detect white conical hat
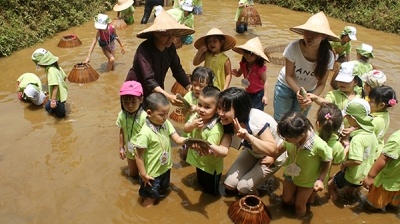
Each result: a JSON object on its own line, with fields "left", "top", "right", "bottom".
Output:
{"left": 233, "top": 37, "right": 269, "bottom": 62}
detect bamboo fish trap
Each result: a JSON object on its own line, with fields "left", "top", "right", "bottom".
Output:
{"left": 243, "top": 6, "right": 262, "bottom": 27}
{"left": 111, "top": 18, "right": 128, "bottom": 30}
{"left": 68, "top": 63, "right": 100, "bottom": 83}
{"left": 264, "top": 44, "right": 287, "bottom": 66}
{"left": 169, "top": 79, "right": 189, "bottom": 123}
{"left": 57, "top": 34, "right": 82, "bottom": 48}
{"left": 228, "top": 195, "right": 271, "bottom": 224}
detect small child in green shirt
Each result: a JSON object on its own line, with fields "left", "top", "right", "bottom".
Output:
{"left": 330, "top": 26, "right": 357, "bottom": 63}
{"left": 183, "top": 86, "right": 226, "bottom": 196}
{"left": 134, "top": 93, "right": 187, "bottom": 207}
{"left": 113, "top": 0, "right": 135, "bottom": 24}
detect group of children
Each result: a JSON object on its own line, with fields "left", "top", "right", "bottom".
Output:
{"left": 16, "top": 3, "right": 400, "bottom": 221}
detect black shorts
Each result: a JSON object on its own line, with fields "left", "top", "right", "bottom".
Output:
{"left": 139, "top": 169, "right": 171, "bottom": 199}
{"left": 196, "top": 168, "right": 221, "bottom": 196}
{"left": 333, "top": 170, "right": 362, "bottom": 189}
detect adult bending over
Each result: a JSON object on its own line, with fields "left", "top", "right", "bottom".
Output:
{"left": 273, "top": 11, "right": 338, "bottom": 121}
{"left": 126, "top": 11, "right": 194, "bottom": 105}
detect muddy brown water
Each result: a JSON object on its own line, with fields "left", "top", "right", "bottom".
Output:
{"left": 1, "top": 1, "right": 400, "bottom": 223}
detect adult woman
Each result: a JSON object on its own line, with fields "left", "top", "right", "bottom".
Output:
{"left": 273, "top": 11, "right": 339, "bottom": 121}
{"left": 126, "top": 11, "right": 194, "bottom": 105}
{"left": 217, "top": 87, "right": 286, "bottom": 196}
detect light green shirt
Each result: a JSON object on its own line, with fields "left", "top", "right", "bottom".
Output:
{"left": 330, "top": 41, "right": 351, "bottom": 57}
{"left": 186, "top": 116, "right": 224, "bottom": 175}
{"left": 284, "top": 132, "right": 332, "bottom": 188}
{"left": 204, "top": 52, "right": 229, "bottom": 91}
{"left": 371, "top": 111, "right": 390, "bottom": 159}
{"left": 120, "top": 6, "right": 134, "bottom": 24}
{"left": 345, "top": 128, "right": 378, "bottom": 185}
{"left": 46, "top": 66, "right": 68, "bottom": 102}
{"left": 17, "top": 73, "right": 43, "bottom": 100}
{"left": 374, "top": 130, "right": 400, "bottom": 191}
{"left": 134, "top": 119, "right": 176, "bottom": 178}
{"left": 351, "top": 60, "right": 373, "bottom": 76}
{"left": 116, "top": 108, "right": 146, "bottom": 159}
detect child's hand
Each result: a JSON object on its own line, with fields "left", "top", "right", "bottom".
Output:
{"left": 198, "top": 45, "right": 207, "bottom": 54}
{"left": 262, "top": 96, "right": 268, "bottom": 105}
{"left": 231, "top": 69, "right": 239, "bottom": 76}
{"left": 193, "top": 117, "right": 204, "bottom": 129}
{"left": 190, "top": 104, "right": 197, "bottom": 112}
{"left": 362, "top": 175, "right": 374, "bottom": 190}
{"left": 140, "top": 174, "right": 154, "bottom": 187}
{"left": 341, "top": 126, "right": 356, "bottom": 137}
{"left": 121, "top": 46, "right": 125, "bottom": 55}
{"left": 83, "top": 57, "right": 90, "bottom": 64}
{"left": 119, "top": 147, "right": 126, "bottom": 160}
{"left": 233, "top": 117, "right": 248, "bottom": 139}
{"left": 313, "top": 179, "right": 324, "bottom": 192}
{"left": 17, "top": 91, "right": 23, "bottom": 100}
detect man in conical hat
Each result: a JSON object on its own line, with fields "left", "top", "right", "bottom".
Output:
{"left": 126, "top": 11, "right": 194, "bottom": 106}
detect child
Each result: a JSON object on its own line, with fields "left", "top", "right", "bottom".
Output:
{"left": 166, "top": 0, "right": 195, "bottom": 45}
{"left": 192, "top": 0, "right": 202, "bottom": 15}
{"left": 16, "top": 73, "right": 47, "bottom": 106}
{"left": 179, "top": 66, "right": 214, "bottom": 160}
{"left": 232, "top": 37, "right": 270, "bottom": 111}
{"left": 184, "top": 86, "right": 226, "bottom": 196}
{"left": 276, "top": 111, "right": 332, "bottom": 217}
{"left": 234, "top": 0, "right": 254, "bottom": 33}
{"left": 330, "top": 26, "right": 357, "bottom": 63}
{"left": 352, "top": 43, "right": 374, "bottom": 76}
{"left": 31, "top": 48, "right": 68, "bottom": 118}
{"left": 360, "top": 69, "right": 387, "bottom": 100}
{"left": 309, "top": 62, "right": 363, "bottom": 110}
{"left": 113, "top": 0, "right": 135, "bottom": 24}
{"left": 116, "top": 81, "right": 146, "bottom": 178}
{"left": 328, "top": 98, "right": 378, "bottom": 202}
{"left": 368, "top": 86, "right": 397, "bottom": 159}
{"left": 134, "top": 92, "right": 187, "bottom": 207}
{"left": 193, "top": 28, "right": 236, "bottom": 91}
{"left": 84, "top": 14, "right": 125, "bottom": 72}
{"left": 362, "top": 130, "right": 400, "bottom": 212}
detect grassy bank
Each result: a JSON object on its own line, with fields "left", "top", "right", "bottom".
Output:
{"left": 260, "top": 0, "right": 400, "bottom": 34}
{"left": 1, "top": 0, "right": 398, "bottom": 57}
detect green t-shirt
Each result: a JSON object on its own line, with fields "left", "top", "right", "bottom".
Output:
{"left": 116, "top": 108, "right": 146, "bottom": 159}
{"left": 46, "top": 66, "right": 68, "bottom": 102}
{"left": 374, "top": 130, "right": 400, "bottom": 191}
{"left": 345, "top": 128, "right": 378, "bottom": 185}
{"left": 186, "top": 116, "right": 224, "bottom": 175}
{"left": 351, "top": 60, "right": 373, "bottom": 76}
{"left": 134, "top": 119, "right": 176, "bottom": 178}
{"left": 17, "top": 73, "right": 43, "bottom": 100}
{"left": 327, "top": 134, "right": 346, "bottom": 165}
{"left": 120, "top": 6, "right": 134, "bottom": 24}
{"left": 330, "top": 41, "right": 351, "bottom": 57}
{"left": 283, "top": 132, "right": 333, "bottom": 188}
{"left": 371, "top": 111, "right": 390, "bottom": 159}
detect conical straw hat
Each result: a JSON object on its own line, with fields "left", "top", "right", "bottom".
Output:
{"left": 194, "top": 28, "right": 236, "bottom": 52}
{"left": 113, "top": 0, "right": 134, "bottom": 11}
{"left": 289, "top": 11, "right": 340, "bottom": 42}
{"left": 136, "top": 11, "right": 195, "bottom": 39}
{"left": 233, "top": 37, "right": 269, "bottom": 62}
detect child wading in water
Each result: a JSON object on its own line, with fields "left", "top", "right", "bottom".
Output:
{"left": 116, "top": 81, "right": 146, "bottom": 178}
{"left": 113, "top": 0, "right": 135, "bottom": 25}
{"left": 134, "top": 93, "right": 187, "bottom": 207}
{"left": 84, "top": 14, "right": 125, "bottom": 71}
{"left": 193, "top": 28, "right": 236, "bottom": 91}
{"left": 31, "top": 48, "right": 68, "bottom": 118}
{"left": 330, "top": 26, "right": 357, "bottom": 63}
{"left": 276, "top": 111, "right": 332, "bottom": 217}
{"left": 232, "top": 37, "right": 270, "bottom": 111}
{"left": 184, "top": 86, "right": 227, "bottom": 196}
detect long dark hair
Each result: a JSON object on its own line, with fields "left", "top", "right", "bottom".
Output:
{"left": 314, "top": 39, "right": 332, "bottom": 80}
{"left": 218, "top": 87, "right": 251, "bottom": 123}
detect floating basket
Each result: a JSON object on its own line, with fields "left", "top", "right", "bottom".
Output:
{"left": 169, "top": 79, "right": 189, "bottom": 123}
{"left": 244, "top": 6, "right": 262, "bottom": 27}
{"left": 264, "top": 44, "right": 287, "bottom": 65}
{"left": 111, "top": 18, "right": 127, "bottom": 30}
{"left": 57, "top": 34, "right": 82, "bottom": 48}
{"left": 68, "top": 63, "right": 100, "bottom": 83}
{"left": 173, "top": 37, "right": 183, "bottom": 49}
{"left": 228, "top": 195, "right": 271, "bottom": 224}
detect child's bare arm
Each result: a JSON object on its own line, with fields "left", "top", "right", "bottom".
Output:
{"left": 260, "top": 70, "right": 268, "bottom": 105}
{"left": 193, "top": 46, "right": 207, "bottom": 65}
{"left": 170, "top": 132, "right": 187, "bottom": 145}
{"left": 223, "top": 59, "right": 232, "bottom": 90}
{"left": 114, "top": 30, "right": 125, "bottom": 54}
{"left": 119, "top": 128, "right": 126, "bottom": 159}
{"left": 314, "top": 160, "right": 331, "bottom": 191}
{"left": 363, "top": 154, "right": 391, "bottom": 189}
{"left": 308, "top": 93, "right": 328, "bottom": 106}
{"left": 84, "top": 32, "right": 100, "bottom": 63}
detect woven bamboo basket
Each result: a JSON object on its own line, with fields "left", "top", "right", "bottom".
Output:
{"left": 264, "top": 44, "right": 287, "bottom": 66}
{"left": 169, "top": 79, "right": 189, "bottom": 123}
{"left": 57, "top": 34, "right": 82, "bottom": 48}
{"left": 228, "top": 195, "right": 271, "bottom": 224}
{"left": 244, "top": 6, "right": 262, "bottom": 27}
{"left": 173, "top": 37, "right": 183, "bottom": 49}
{"left": 111, "top": 18, "right": 127, "bottom": 30}
{"left": 68, "top": 63, "right": 100, "bottom": 83}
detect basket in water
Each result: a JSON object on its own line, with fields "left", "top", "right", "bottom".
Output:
{"left": 57, "top": 34, "right": 82, "bottom": 48}
{"left": 228, "top": 195, "right": 271, "bottom": 224}
{"left": 68, "top": 63, "right": 100, "bottom": 83}
{"left": 111, "top": 18, "right": 127, "bottom": 30}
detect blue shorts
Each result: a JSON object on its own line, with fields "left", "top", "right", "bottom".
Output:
{"left": 139, "top": 169, "right": 171, "bottom": 199}
{"left": 332, "top": 170, "right": 361, "bottom": 189}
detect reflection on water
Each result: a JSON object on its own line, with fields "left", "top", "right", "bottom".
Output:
{"left": 1, "top": 1, "right": 400, "bottom": 223}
